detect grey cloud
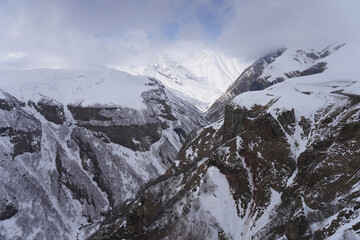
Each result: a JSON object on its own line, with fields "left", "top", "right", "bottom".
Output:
{"left": 0, "top": 0, "right": 359, "bottom": 68}
{"left": 218, "top": 0, "right": 360, "bottom": 60}
{"left": 0, "top": 0, "right": 223, "bottom": 68}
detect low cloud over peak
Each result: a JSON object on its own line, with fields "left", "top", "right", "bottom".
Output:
{"left": 0, "top": 0, "right": 358, "bottom": 69}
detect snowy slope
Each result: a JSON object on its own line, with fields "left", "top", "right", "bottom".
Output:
{"left": 233, "top": 41, "right": 360, "bottom": 111}
{"left": 0, "top": 69, "right": 157, "bottom": 109}
{"left": 183, "top": 50, "right": 245, "bottom": 93}
{"left": 122, "top": 51, "right": 246, "bottom": 110}
{"left": 259, "top": 43, "right": 344, "bottom": 83}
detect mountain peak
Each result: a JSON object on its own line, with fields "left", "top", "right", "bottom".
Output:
{"left": 183, "top": 50, "right": 247, "bottom": 93}
{"left": 185, "top": 50, "right": 225, "bottom": 64}
{"left": 120, "top": 50, "right": 247, "bottom": 111}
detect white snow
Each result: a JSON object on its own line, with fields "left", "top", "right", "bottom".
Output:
{"left": 248, "top": 188, "right": 282, "bottom": 237}
{"left": 0, "top": 69, "right": 157, "bottom": 109}
{"left": 324, "top": 208, "right": 360, "bottom": 240}
{"left": 198, "top": 166, "right": 283, "bottom": 240}
{"left": 183, "top": 50, "right": 247, "bottom": 93}
{"left": 199, "top": 166, "right": 243, "bottom": 239}
{"left": 174, "top": 160, "right": 180, "bottom": 167}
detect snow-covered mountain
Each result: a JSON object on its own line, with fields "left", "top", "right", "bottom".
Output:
{"left": 1, "top": 41, "right": 360, "bottom": 240}
{"left": 207, "top": 43, "right": 346, "bottom": 121}
{"left": 0, "top": 69, "right": 207, "bottom": 239}
{"left": 93, "top": 41, "right": 360, "bottom": 240}
{"left": 123, "top": 51, "right": 246, "bottom": 110}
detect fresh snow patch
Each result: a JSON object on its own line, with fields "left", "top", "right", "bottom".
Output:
{"left": 199, "top": 166, "right": 243, "bottom": 239}
{"left": 174, "top": 160, "right": 180, "bottom": 167}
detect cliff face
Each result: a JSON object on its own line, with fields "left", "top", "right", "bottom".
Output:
{"left": 0, "top": 73, "right": 207, "bottom": 240}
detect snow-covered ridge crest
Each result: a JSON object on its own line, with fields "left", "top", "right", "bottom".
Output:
{"left": 206, "top": 42, "right": 348, "bottom": 122}
{"left": 232, "top": 41, "right": 360, "bottom": 113}
{"left": 0, "top": 69, "right": 159, "bottom": 110}
{"left": 259, "top": 43, "right": 346, "bottom": 83}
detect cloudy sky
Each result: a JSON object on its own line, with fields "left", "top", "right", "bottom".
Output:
{"left": 0, "top": 0, "right": 359, "bottom": 69}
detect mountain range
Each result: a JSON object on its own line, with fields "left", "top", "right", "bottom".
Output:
{"left": 1, "top": 41, "right": 360, "bottom": 240}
